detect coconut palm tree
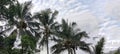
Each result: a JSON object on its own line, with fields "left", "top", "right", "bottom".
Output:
{"left": 51, "top": 19, "right": 90, "bottom": 54}
{"left": 2, "top": 0, "right": 40, "bottom": 37}
{"left": 33, "top": 9, "right": 59, "bottom": 54}
{"left": 0, "top": 1, "right": 40, "bottom": 54}
{"left": 90, "top": 37, "right": 105, "bottom": 54}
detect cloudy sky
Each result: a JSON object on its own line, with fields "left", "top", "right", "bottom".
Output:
{"left": 18, "top": 0, "right": 120, "bottom": 54}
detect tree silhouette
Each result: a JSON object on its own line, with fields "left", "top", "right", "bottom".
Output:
{"left": 51, "top": 19, "right": 90, "bottom": 54}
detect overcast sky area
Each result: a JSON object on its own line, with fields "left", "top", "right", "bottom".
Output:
{"left": 1, "top": 0, "right": 120, "bottom": 54}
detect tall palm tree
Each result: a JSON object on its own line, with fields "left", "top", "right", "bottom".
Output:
{"left": 33, "top": 9, "right": 59, "bottom": 54}
{"left": 3, "top": 0, "right": 40, "bottom": 37}
{"left": 51, "top": 19, "right": 90, "bottom": 54}
{"left": 90, "top": 37, "right": 105, "bottom": 54}
{"left": 0, "top": 0, "right": 40, "bottom": 53}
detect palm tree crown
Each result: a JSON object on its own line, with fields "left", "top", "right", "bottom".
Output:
{"left": 90, "top": 37, "right": 105, "bottom": 54}
{"left": 51, "top": 19, "right": 90, "bottom": 54}
{"left": 0, "top": 1, "right": 40, "bottom": 54}
{"left": 33, "top": 9, "right": 59, "bottom": 54}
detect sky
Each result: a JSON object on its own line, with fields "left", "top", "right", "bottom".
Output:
{"left": 5, "top": 0, "right": 120, "bottom": 54}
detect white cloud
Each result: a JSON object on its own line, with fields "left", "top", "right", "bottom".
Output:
{"left": 18, "top": 0, "right": 30, "bottom": 3}
{"left": 90, "top": 0, "right": 120, "bottom": 52}
{"left": 17, "top": 0, "right": 120, "bottom": 53}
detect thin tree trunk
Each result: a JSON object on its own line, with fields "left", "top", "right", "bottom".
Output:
{"left": 73, "top": 49, "right": 76, "bottom": 54}
{"left": 70, "top": 49, "right": 73, "bottom": 54}
{"left": 19, "top": 29, "right": 24, "bottom": 54}
{"left": 47, "top": 38, "right": 49, "bottom": 54}
{"left": 45, "top": 26, "right": 49, "bottom": 54}
{"left": 68, "top": 49, "right": 70, "bottom": 54}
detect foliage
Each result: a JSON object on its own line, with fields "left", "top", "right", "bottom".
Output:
{"left": 90, "top": 37, "right": 105, "bottom": 54}
{"left": 21, "top": 34, "right": 37, "bottom": 54}
{"left": 51, "top": 19, "right": 90, "bottom": 54}
{"left": 0, "top": 0, "right": 40, "bottom": 54}
{"left": 0, "top": 32, "right": 19, "bottom": 54}
{"left": 0, "top": 0, "right": 111, "bottom": 54}
{"left": 33, "top": 9, "right": 59, "bottom": 54}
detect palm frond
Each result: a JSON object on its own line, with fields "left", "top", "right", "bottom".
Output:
{"left": 79, "top": 41, "right": 91, "bottom": 52}
{"left": 39, "top": 36, "right": 47, "bottom": 47}
{"left": 0, "top": 26, "right": 15, "bottom": 37}
{"left": 51, "top": 19, "right": 90, "bottom": 54}
{"left": 95, "top": 37, "right": 105, "bottom": 54}
{"left": 74, "top": 31, "right": 89, "bottom": 40}
{"left": 51, "top": 43, "right": 66, "bottom": 54}
{"left": 28, "top": 22, "right": 40, "bottom": 28}
{"left": 22, "top": 1, "right": 32, "bottom": 18}
{"left": 40, "top": 9, "right": 51, "bottom": 25}
{"left": 48, "top": 10, "right": 58, "bottom": 25}
{"left": 79, "top": 46, "right": 91, "bottom": 53}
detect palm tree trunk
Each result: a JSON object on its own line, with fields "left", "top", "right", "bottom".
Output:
{"left": 46, "top": 31, "right": 49, "bottom": 54}
{"left": 68, "top": 49, "right": 70, "bottom": 54}
{"left": 47, "top": 38, "right": 49, "bottom": 54}
{"left": 70, "top": 49, "right": 73, "bottom": 54}
{"left": 73, "top": 49, "right": 76, "bottom": 54}
{"left": 68, "top": 48, "right": 73, "bottom": 54}
{"left": 19, "top": 29, "right": 24, "bottom": 54}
